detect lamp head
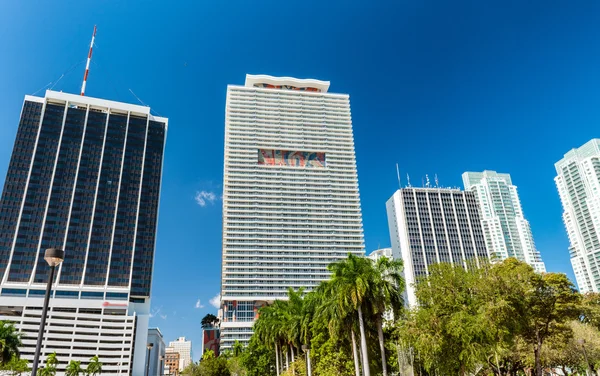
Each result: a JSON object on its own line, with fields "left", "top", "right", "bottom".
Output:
{"left": 147, "top": 343, "right": 154, "bottom": 350}
{"left": 44, "top": 248, "right": 65, "bottom": 267}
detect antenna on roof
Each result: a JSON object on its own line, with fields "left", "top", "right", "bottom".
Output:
{"left": 396, "top": 164, "right": 401, "bottom": 189}
{"left": 426, "top": 174, "right": 430, "bottom": 188}
{"left": 435, "top": 174, "right": 439, "bottom": 187}
{"left": 407, "top": 174, "right": 411, "bottom": 187}
{"left": 80, "top": 25, "right": 97, "bottom": 96}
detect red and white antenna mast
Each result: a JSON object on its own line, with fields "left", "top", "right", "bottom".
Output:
{"left": 80, "top": 25, "right": 97, "bottom": 96}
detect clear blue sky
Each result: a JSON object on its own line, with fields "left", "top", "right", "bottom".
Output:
{"left": 1, "top": 0, "right": 599, "bottom": 361}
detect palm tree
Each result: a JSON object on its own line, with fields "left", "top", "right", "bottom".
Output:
{"left": 0, "top": 321, "right": 21, "bottom": 365}
{"left": 370, "top": 256, "right": 405, "bottom": 376}
{"left": 327, "top": 254, "right": 374, "bottom": 376}
{"left": 201, "top": 313, "right": 220, "bottom": 329}
{"left": 38, "top": 352, "right": 58, "bottom": 376}
{"left": 85, "top": 355, "right": 102, "bottom": 376}
{"left": 65, "top": 360, "right": 83, "bottom": 376}
{"left": 316, "top": 281, "right": 361, "bottom": 376}
{"left": 254, "top": 302, "right": 287, "bottom": 375}
{"left": 232, "top": 340, "right": 244, "bottom": 357}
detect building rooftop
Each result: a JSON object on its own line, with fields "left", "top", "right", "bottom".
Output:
{"left": 555, "top": 139, "right": 600, "bottom": 171}
{"left": 244, "top": 74, "right": 331, "bottom": 93}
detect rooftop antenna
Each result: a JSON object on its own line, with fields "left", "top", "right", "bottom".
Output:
{"left": 80, "top": 25, "right": 97, "bottom": 96}
{"left": 435, "top": 174, "right": 439, "bottom": 187}
{"left": 406, "top": 174, "right": 411, "bottom": 187}
{"left": 426, "top": 174, "right": 430, "bottom": 188}
{"left": 396, "top": 164, "right": 401, "bottom": 189}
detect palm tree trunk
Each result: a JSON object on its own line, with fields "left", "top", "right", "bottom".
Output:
{"left": 357, "top": 305, "right": 371, "bottom": 376}
{"left": 286, "top": 348, "right": 290, "bottom": 370}
{"left": 376, "top": 315, "right": 388, "bottom": 376}
{"left": 275, "top": 341, "right": 280, "bottom": 376}
{"left": 351, "top": 329, "right": 361, "bottom": 376}
{"left": 291, "top": 344, "right": 295, "bottom": 363}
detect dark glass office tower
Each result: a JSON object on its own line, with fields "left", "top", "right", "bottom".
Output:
{"left": 0, "top": 90, "right": 167, "bottom": 375}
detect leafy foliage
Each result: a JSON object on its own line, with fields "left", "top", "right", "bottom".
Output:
{"left": 0, "top": 321, "right": 21, "bottom": 365}
{"left": 85, "top": 355, "right": 102, "bottom": 376}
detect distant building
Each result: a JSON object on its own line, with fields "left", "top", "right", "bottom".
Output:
{"left": 368, "top": 248, "right": 393, "bottom": 262}
{"left": 168, "top": 337, "right": 192, "bottom": 371}
{"left": 555, "top": 139, "right": 600, "bottom": 292}
{"left": 148, "top": 328, "right": 166, "bottom": 376}
{"left": 220, "top": 74, "right": 365, "bottom": 350}
{"left": 386, "top": 188, "right": 489, "bottom": 306}
{"left": 0, "top": 90, "right": 167, "bottom": 375}
{"left": 462, "top": 170, "right": 546, "bottom": 273}
{"left": 164, "top": 349, "right": 180, "bottom": 376}
{"left": 202, "top": 327, "right": 220, "bottom": 357}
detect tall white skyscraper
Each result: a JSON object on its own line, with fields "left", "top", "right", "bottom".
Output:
{"left": 386, "top": 188, "right": 489, "bottom": 306}
{"left": 0, "top": 91, "right": 167, "bottom": 375}
{"left": 220, "top": 75, "right": 365, "bottom": 349}
{"left": 462, "top": 171, "right": 546, "bottom": 273}
{"left": 168, "top": 337, "right": 192, "bottom": 371}
{"left": 555, "top": 139, "right": 600, "bottom": 293}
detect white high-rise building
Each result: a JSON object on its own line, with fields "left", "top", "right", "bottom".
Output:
{"left": 386, "top": 188, "right": 489, "bottom": 306}
{"left": 555, "top": 139, "right": 600, "bottom": 293}
{"left": 367, "top": 248, "right": 393, "bottom": 262}
{"left": 462, "top": 171, "right": 546, "bottom": 273}
{"left": 168, "top": 337, "right": 192, "bottom": 371}
{"left": 220, "top": 75, "right": 365, "bottom": 349}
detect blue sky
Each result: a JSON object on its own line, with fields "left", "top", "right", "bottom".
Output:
{"left": 1, "top": 0, "right": 599, "bottom": 361}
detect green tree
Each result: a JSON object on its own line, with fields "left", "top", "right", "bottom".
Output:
{"left": 85, "top": 355, "right": 102, "bottom": 376}
{"left": 316, "top": 281, "right": 361, "bottom": 376}
{"left": 327, "top": 254, "right": 374, "bottom": 376}
{"left": 370, "top": 256, "right": 405, "bottom": 376}
{"left": 202, "top": 313, "right": 220, "bottom": 329}
{"left": 581, "top": 292, "right": 600, "bottom": 330}
{"left": 1, "top": 354, "right": 29, "bottom": 376}
{"left": 204, "top": 350, "right": 216, "bottom": 360}
{"left": 181, "top": 361, "right": 201, "bottom": 375}
{"left": 199, "top": 355, "right": 231, "bottom": 376}
{"left": 402, "top": 262, "right": 490, "bottom": 376}
{"left": 493, "top": 260, "right": 581, "bottom": 376}
{"left": 0, "top": 321, "right": 21, "bottom": 365}
{"left": 240, "top": 336, "right": 276, "bottom": 376}
{"left": 38, "top": 352, "right": 58, "bottom": 376}
{"left": 65, "top": 360, "right": 83, "bottom": 376}
{"left": 232, "top": 340, "right": 245, "bottom": 357}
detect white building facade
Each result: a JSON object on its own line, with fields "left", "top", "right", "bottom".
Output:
{"left": 462, "top": 171, "right": 546, "bottom": 273}
{"left": 0, "top": 91, "right": 167, "bottom": 375}
{"left": 367, "top": 248, "right": 393, "bottom": 262}
{"left": 555, "top": 139, "right": 600, "bottom": 293}
{"left": 220, "top": 75, "right": 365, "bottom": 349}
{"left": 386, "top": 188, "right": 489, "bottom": 306}
{"left": 168, "top": 337, "right": 192, "bottom": 371}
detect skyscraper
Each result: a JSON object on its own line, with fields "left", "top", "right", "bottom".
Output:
{"left": 555, "top": 139, "right": 600, "bottom": 293}
{"left": 0, "top": 90, "right": 167, "bottom": 375}
{"left": 168, "top": 337, "right": 192, "bottom": 371}
{"left": 147, "top": 328, "right": 166, "bottom": 376}
{"left": 462, "top": 171, "right": 546, "bottom": 273}
{"left": 386, "top": 188, "right": 489, "bottom": 306}
{"left": 220, "top": 75, "right": 365, "bottom": 349}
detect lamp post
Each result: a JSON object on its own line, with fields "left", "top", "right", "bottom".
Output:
{"left": 146, "top": 343, "right": 154, "bottom": 376}
{"left": 159, "top": 355, "right": 165, "bottom": 376}
{"left": 31, "top": 248, "right": 64, "bottom": 376}
{"left": 301, "top": 345, "right": 312, "bottom": 376}
{"left": 578, "top": 339, "right": 592, "bottom": 376}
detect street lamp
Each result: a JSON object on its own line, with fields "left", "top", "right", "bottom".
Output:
{"left": 159, "top": 355, "right": 165, "bottom": 376}
{"left": 301, "top": 345, "right": 312, "bottom": 376}
{"left": 578, "top": 339, "right": 593, "bottom": 376}
{"left": 31, "top": 248, "right": 64, "bottom": 376}
{"left": 146, "top": 343, "right": 154, "bottom": 376}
